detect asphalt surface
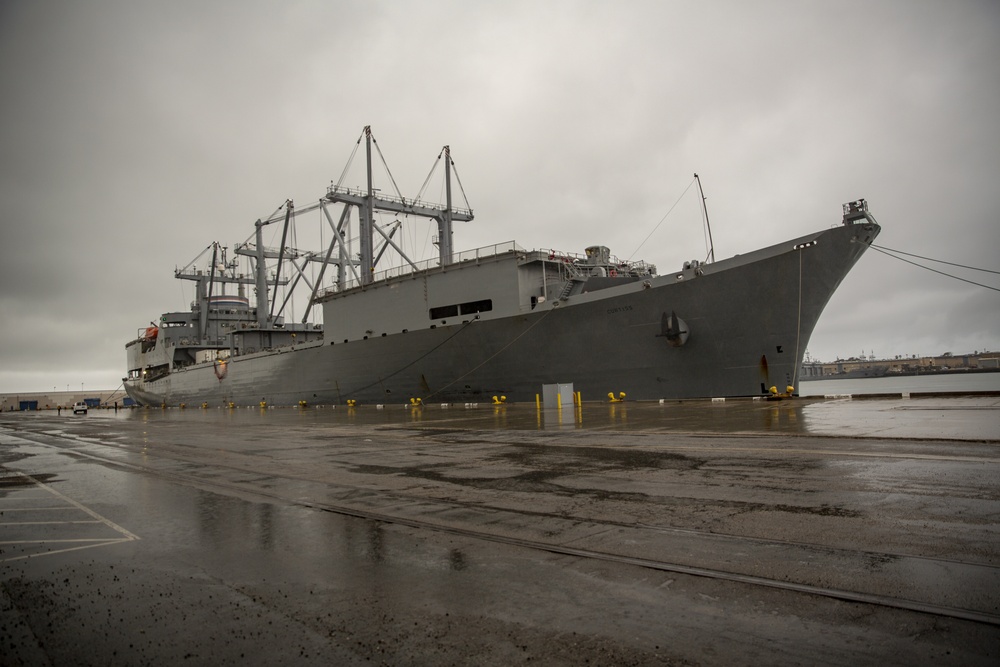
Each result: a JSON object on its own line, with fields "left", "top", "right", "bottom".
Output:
{"left": 1, "top": 397, "right": 999, "bottom": 665}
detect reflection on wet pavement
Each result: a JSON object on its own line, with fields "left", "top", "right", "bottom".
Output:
{"left": 95, "top": 395, "right": 999, "bottom": 441}
{"left": 1, "top": 396, "right": 997, "bottom": 665}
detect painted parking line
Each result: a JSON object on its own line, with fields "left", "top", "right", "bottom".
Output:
{"left": 0, "top": 470, "right": 139, "bottom": 563}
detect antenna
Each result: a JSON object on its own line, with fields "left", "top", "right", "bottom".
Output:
{"left": 694, "top": 173, "right": 715, "bottom": 263}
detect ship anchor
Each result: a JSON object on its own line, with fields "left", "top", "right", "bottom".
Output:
{"left": 657, "top": 311, "right": 689, "bottom": 347}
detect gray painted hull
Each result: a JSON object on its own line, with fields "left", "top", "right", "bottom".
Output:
{"left": 125, "top": 222, "right": 877, "bottom": 406}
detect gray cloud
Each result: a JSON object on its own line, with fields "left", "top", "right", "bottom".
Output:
{"left": 1, "top": 0, "right": 997, "bottom": 391}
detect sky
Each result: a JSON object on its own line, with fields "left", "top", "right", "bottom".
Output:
{"left": 1, "top": 0, "right": 998, "bottom": 393}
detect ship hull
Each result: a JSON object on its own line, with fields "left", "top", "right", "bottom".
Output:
{"left": 125, "top": 221, "right": 877, "bottom": 406}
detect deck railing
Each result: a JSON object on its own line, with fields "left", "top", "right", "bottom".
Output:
{"left": 319, "top": 241, "right": 524, "bottom": 296}
{"left": 317, "top": 241, "right": 656, "bottom": 297}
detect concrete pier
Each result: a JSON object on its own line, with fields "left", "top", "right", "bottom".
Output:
{"left": 2, "top": 397, "right": 998, "bottom": 665}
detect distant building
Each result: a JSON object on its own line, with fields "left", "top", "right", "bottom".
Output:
{"left": 800, "top": 351, "right": 999, "bottom": 378}
{"left": 0, "top": 390, "right": 126, "bottom": 412}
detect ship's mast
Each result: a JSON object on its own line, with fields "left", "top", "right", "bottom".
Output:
{"left": 202, "top": 243, "right": 219, "bottom": 338}
{"left": 441, "top": 145, "right": 454, "bottom": 263}
{"left": 325, "top": 127, "right": 473, "bottom": 287}
{"left": 254, "top": 219, "right": 269, "bottom": 327}
{"left": 175, "top": 243, "right": 257, "bottom": 340}
{"left": 242, "top": 201, "right": 299, "bottom": 327}
{"left": 361, "top": 126, "right": 375, "bottom": 285}
{"left": 694, "top": 173, "right": 715, "bottom": 263}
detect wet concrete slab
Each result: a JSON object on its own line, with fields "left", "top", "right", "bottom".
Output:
{"left": 1, "top": 397, "right": 999, "bottom": 665}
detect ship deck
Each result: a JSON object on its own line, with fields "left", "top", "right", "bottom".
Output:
{"left": 2, "top": 396, "right": 998, "bottom": 665}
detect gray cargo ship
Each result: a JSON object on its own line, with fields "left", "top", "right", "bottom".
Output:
{"left": 124, "top": 127, "right": 880, "bottom": 407}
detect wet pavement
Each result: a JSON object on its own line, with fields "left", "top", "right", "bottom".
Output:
{"left": 1, "top": 397, "right": 998, "bottom": 665}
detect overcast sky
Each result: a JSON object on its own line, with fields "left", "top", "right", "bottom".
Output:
{"left": 1, "top": 0, "right": 998, "bottom": 393}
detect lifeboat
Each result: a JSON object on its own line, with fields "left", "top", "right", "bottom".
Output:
{"left": 144, "top": 326, "right": 159, "bottom": 340}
